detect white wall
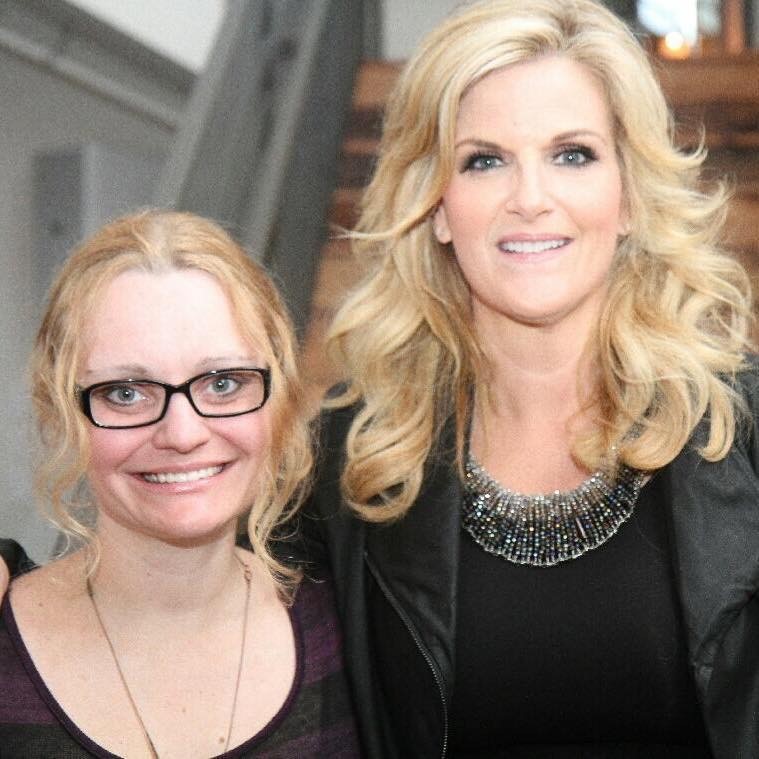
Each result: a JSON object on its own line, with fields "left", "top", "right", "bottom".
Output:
{"left": 0, "top": 48, "right": 176, "bottom": 562}
{"left": 382, "top": 0, "right": 463, "bottom": 60}
{"left": 65, "top": 0, "right": 226, "bottom": 72}
{"left": 65, "top": 0, "right": 462, "bottom": 64}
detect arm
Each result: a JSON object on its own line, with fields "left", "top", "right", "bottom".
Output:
{"left": 704, "top": 595, "right": 759, "bottom": 757}
{"left": 704, "top": 358, "right": 759, "bottom": 754}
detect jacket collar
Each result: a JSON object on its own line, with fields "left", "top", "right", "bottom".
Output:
{"left": 365, "top": 415, "right": 461, "bottom": 698}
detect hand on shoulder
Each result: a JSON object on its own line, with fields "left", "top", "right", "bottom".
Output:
{"left": 0, "top": 559, "right": 8, "bottom": 602}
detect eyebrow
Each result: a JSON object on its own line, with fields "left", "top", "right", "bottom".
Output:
{"left": 81, "top": 356, "right": 259, "bottom": 380}
{"left": 195, "top": 356, "right": 259, "bottom": 369}
{"left": 453, "top": 138, "right": 502, "bottom": 151}
{"left": 552, "top": 129, "right": 609, "bottom": 146}
{"left": 81, "top": 364, "right": 150, "bottom": 379}
{"left": 454, "top": 129, "right": 610, "bottom": 150}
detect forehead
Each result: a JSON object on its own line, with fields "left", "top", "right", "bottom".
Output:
{"left": 456, "top": 56, "right": 614, "bottom": 138}
{"left": 82, "top": 268, "right": 265, "bottom": 376}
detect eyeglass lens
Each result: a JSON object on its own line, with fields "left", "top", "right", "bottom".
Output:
{"left": 87, "top": 370, "right": 266, "bottom": 427}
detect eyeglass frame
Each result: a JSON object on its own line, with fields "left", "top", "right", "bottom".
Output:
{"left": 77, "top": 367, "right": 272, "bottom": 429}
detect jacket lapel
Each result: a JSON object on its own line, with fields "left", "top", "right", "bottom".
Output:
{"left": 365, "top": 417, "right": 462, "bottom": 698}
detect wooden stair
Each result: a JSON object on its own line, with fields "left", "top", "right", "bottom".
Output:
{"left": 301, "top": 57, "right": 759, "bottom": 404}
{"left": 300, "top": 61, "right": 399, "bottom": 407}
{"left": 658, "top": 55, "right": 759, "bottom": 292}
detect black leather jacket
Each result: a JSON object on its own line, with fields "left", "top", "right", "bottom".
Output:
{"left": 302, "top": 363, "right": 759, "bottom": 759}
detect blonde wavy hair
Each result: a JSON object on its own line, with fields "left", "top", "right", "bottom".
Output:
{"left": 31, "top": 210, "right": 312, "bottom": 590}
{"left": 328, "top": 0, "right": 754, "bottom": 522}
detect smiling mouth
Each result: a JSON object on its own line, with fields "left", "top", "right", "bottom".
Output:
{"left": 142, "top": 465, "right": 224, "bottom": 484}
{"left": 498, "top": 239, "right": 570, "bottom": 254}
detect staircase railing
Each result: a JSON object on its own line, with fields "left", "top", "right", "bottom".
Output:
{"left": 154, "top": 0, "right": 377, "bottom": 333}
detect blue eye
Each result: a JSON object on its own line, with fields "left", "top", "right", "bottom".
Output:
{"left": 210, "top": 376, "right": 241, "bottom": 396}
{"left": 463, "top": 153, "right": 503, "bottom": 172}
{"left": 554, "top": 145, "right": 597, "bottom": 167}
{"left": 192, "top": 369, "right": 267, "bottom": 411}
{"left": 102, "top": 384, "right": 148, "bottom": 406}
{"left": 197, "top": 372, "right": 254, "bottom": 408}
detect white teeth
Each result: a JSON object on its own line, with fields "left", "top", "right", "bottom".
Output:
{"left": 499, "top": 239, "right": 567, "bottom": 254}
{"left": 142, "top": 465, "right": 223, "bottom": 484}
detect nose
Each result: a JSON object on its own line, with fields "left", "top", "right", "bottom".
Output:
{"left": 505, "top": 159, "right": 551, "bottom": 220}
{"left": 152, "top": 393, "right": 211, "bottom": 452}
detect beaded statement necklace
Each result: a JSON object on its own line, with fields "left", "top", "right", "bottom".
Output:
{"left": 462, "top": 453, "right": 646, "bottom": 567}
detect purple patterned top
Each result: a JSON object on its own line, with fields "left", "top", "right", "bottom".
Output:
{"left": 0, "top": 575, "right": 361, "bottom": 758}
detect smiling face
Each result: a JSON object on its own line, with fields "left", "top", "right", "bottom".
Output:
{"left": 433, "top": 55, "right": 627, "bottom": 336}
{"left": 81, "top": 268, "right": 272, "bottom": 546}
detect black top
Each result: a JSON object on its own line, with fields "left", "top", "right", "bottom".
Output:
{"left": 449, "top": 479, "right": 712, "bottom": 757}
{"left": 0, "top": 576, "right": 361, "bottom": 758}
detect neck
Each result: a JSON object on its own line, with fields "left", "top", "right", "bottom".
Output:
{"left": 468, "top": 306, "right": 603, "bottom": 495}
{"left": 473, "top": 309, "right": 598, "bottom": 425}
{"left": 88, "top": 515, "right": 247, "bottom": 620}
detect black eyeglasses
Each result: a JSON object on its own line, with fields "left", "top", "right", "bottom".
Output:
{"left": 78, "top": 368, "right": 271, "bottom": 429}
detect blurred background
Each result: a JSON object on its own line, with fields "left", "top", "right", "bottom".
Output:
{"left": 1, "top": 0, "right": 757, "bottom": 560}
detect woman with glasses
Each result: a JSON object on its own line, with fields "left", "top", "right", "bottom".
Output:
{"left": 0, "top": 210, "right": 359, "bottom": 757}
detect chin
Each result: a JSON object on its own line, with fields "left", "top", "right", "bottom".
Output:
{"left": 507, "top": 307, "right": 571, "bottom": 328}
{"left": 130, "top": 512, "right": 240, "bottom": 548}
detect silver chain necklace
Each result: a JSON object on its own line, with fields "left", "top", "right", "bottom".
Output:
{"left": 86, "top": 556, "right": 252, "bottom": 758}
{"left": 462, "top": 453, "right": 646, "bottom": 566}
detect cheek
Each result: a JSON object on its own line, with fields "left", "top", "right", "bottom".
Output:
{"left": 566, "top": 177, "right": 624, "bottom": 239}
{"left": 439, "top": 191, "right": 491, "bottom": 249}
{"left": 229, "top": 420, "right": 272, "bottom": 505}
{"left": 225, "top": 413, "right": 272, "bottom": 463}
{"left": 86, "top": 429, "right": 146, "bottom": 483}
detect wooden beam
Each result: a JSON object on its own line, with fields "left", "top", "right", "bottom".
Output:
{"left": 723, "top": 0, "right": 747, "bottom": 54}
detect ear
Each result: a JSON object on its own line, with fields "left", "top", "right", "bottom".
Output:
{"left": 432, "top": 203, "right": 453, "bottom": 244}
{"left": 617, "top": 199, "right": 632, "bottom": 237}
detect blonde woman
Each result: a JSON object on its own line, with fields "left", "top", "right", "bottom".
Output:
{"left": 4, "top": 2, "right": 759, "bottom": 757}
{"left": 301, "top": 1, "right": 759, "bottom": 757}
{"left": 0, "top": 211, "right": 359, "bottom": 757}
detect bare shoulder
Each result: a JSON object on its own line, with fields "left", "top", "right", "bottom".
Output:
{"left": 10, "top": 552, "right": 90, "bottom": 644}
